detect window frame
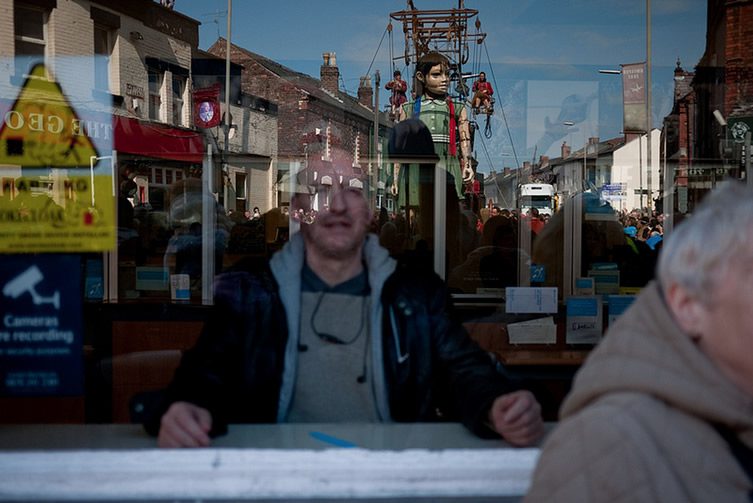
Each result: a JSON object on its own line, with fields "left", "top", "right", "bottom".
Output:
{"left": 148, "top": 68, "right": 165, "bottom": 122}
{"left": 171, "top": 74, "right": 186, "bottom": 126}
{"left": 93, "top": 23, "right": 113, "bottom": 92}
{"left": 13, "top": 3, "right": 48, "bottom": 75}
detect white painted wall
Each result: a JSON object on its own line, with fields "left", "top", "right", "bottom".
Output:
{"left": 611, "top": 130, "right": 661, "bottom": 212}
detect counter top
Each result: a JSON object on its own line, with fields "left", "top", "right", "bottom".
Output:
{"left": 0, "top": 423, "right": 541, "bottom": 501}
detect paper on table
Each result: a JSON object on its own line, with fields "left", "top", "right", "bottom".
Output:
{"left": 505, "top": 287, "right": 558, "bottom": 314}
{"left": 507, "top": 317, "right": 557, "bottom": 344}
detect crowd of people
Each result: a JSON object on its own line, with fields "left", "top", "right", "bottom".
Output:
{"left": 619, "top": 208, "right": 665, "bottom": 251}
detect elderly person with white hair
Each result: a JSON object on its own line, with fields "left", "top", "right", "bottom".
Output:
{"left": 526, "top": 181, "right": 753, "bottom": 502}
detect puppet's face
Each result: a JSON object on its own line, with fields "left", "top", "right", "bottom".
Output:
{"left": 418, "top": 63, "right": 449, "bottom": 98}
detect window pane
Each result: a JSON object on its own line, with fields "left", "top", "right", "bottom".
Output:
{"left": 93, "top": 26, "right": 110, "bottom": 90}
{"left": 14, "top": 40, "right": 44, "bottom": 56}
{"left": 14, "top": 6, "right": 44, "bottom": 40}
{"left": 93, "top": 26, "right": 109, "bottom": 55}
{"left": 171, "top": 76, "right": 184, "bottom": 98}
{"left": 148, "top": 71, "right": 161, "bottom": 93}
{"left": 235, "top": 172, "right": 246, "bottom": 199}
{"left": 172, "top": 76, "right": 184, "bottom": 125}
{"left": 148, "top": 71, "right": 163, "bottom": 120}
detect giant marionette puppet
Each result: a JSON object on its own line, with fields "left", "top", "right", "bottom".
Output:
{"left": 391, "top": 51, "right": 473, "bottom": 271}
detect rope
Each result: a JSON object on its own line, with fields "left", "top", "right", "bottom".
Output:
{"left": 364, "top": 25, "right": 390, "bottom": 79}
{"left": 483, "top": 40, "right": 520, "bottom": 170}
{"left": 389, "top": 23, "right": 395, "bottom": 74}
{"left": 476, "top": 130, "right": 512, "bottom": 209}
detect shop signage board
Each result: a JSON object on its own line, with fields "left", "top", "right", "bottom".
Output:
{"left": 0, "top": 62, "right": 115, "bottom": 253}
{"left": 728, "top": 116, "right": 752, "bottom": 167}
{"left": 0, "top": 255, "right": 82, "bottom": 396}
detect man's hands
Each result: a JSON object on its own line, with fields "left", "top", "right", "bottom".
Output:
{"left": 488, "top": 390, "right": 544, "bottom": 447}
{"left": 157, "top": 394, "right": 542, "bottom": 447}
{"left": 158, "top": 401, "right": 213, "bottom": 448}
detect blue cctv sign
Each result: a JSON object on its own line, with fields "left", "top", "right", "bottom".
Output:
{"left": 0, "top": 255, "right": 83, "bottom": 396}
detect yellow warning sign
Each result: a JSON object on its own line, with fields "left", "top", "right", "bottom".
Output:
{"left": 0, "top": 64, "right": 99, "bottom": 166}
{"left": 0, "top": 174, "right": 116, "bottom": 253}
{"left": 0, "top": 62, "right": 115, "bottom": 253}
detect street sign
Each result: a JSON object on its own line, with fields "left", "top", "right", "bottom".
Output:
{"left": 0, "top": 64, "right": 99, "bottom": 166}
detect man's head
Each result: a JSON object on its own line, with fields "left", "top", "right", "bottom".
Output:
{"left": 394, "top": 70, "right": 402, "bottom": 79}
{"left": 414, "top": 51, "right": 450, "bottom": 99}
{"left": 291, "top": 172, "right": 371, "bottom": 261}
{"left": 388, "top": 118, "right": 438, "bottom": 164}
{"left": 491, "top": 206, "right": 501, "bottom": 217}
{"left": 658, "top": 182, "right": 753, "bottom": 397}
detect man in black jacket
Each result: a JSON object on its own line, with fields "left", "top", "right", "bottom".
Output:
{"left": 151, "top": 121, "right": 543, "bottom": 448}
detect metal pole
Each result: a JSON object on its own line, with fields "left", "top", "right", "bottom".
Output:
{"left": 202, "top": 143, "right": 215, "bottom": 305}
{"left": 639, "top": 136, "right": 644, "bottom": 209}
{"left": 106, "top": 150, "right": 119, "bottom": 303}
{"left": 373, "top": 70, "right": 380, "bottom": 211}
{"left": 645, "top": 0, "right": 652, "bottom": 210}
{"left": 222, "top": 0, "right": 232, "bottom": 206}
{"left": 583, "top": 137, "right": 587, "bottom": 189}
{"left": 746, "top": 131, "right": 752, "bottom": 188}
{"left": 662, "top": 128, "right": 674, "bottom": 235}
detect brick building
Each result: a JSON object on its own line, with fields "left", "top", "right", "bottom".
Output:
{"left": 206, "top": 38, "right": 392, "bottom": 210}
{"left": 664, "top": 0, "right": 753, "bottom": 214}
{"left": 662, "top": 61, "right": 696, "bottom": 213}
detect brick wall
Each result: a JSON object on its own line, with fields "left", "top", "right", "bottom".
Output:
{"left": 0, "top": 0, "right": 12, "bottom": 59}
{"left": 724, "top": 0, "right": 753, "bottom": 115}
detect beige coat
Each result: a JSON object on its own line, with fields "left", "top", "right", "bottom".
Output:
{"left": 526, "top": 282, "right": 753, "bottom": 502}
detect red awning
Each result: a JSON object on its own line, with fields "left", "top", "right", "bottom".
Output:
{"left": 114, "top": 116, "right": 204, "bottom": 163}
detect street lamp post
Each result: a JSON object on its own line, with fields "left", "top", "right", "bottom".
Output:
{"left": 372, "top": 70, "right": 380, "bottom": 211}
{"left": 219, "top": 0, "right": 233, "bottom": 207}
{"left": 645, "top": 0, "right": 653, "bottom": 211}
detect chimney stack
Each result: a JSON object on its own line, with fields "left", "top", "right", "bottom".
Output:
{"left": 358, "top": 75, "right": 373, "bottom": 109}
{"left": 321, "top": 52, "right": 340, "bottom": 95}
{"left": 561, "top": 141, "right": 571, "bottom": 158}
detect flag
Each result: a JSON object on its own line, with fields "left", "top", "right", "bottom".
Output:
{"left": 194, "top": 83, "right": 221, "bottom": 128}
{"left": 621, "top": 62, "right": 647, "bottom": 133}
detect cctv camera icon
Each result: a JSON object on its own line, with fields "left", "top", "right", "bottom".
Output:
{"left": 3, "top": 266, "right": 60, "bottom": 310}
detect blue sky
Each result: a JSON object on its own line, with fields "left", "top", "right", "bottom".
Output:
{"left": 175, "top": 0, "right": 707, "bottom": 173}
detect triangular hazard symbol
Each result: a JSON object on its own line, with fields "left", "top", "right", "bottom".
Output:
{"left": 0, "top": 64, "right": 99, "bottom": 167}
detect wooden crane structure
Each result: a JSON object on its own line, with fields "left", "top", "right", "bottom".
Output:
{"left": 389, "top": 0, "right": 486, "bottom": 94}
